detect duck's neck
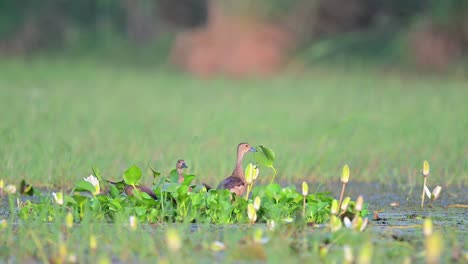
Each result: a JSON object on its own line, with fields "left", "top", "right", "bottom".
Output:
{"left": 232, "top": 151, "right": 245, "bottom": 179}
{"left": 177, "top": 168, "right": 184, "bottom": 183}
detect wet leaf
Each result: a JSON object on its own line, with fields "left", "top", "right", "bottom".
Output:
{"left": 123, "top": 165, "right": 142, "bottom": 186}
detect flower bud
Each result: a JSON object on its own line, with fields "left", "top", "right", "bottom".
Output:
{"left": 302, "top": 181, "right": 308, "bottom": 196}
{"left": 253, "top": 196, "right": 261, "bottom": 211}
{"left": 341, "top": 165, "right": 350, "bottom": 183}
{"left": 247, "top": 203, "right": 257, "bottom": 223}
{"left": 423, "top": 160, "right": 430, "bottom": 177}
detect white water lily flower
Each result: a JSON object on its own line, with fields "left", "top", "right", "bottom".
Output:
{"left": 52, "top": 192, "right": 64, "bottom": 205}
{"left": 424, "top": 185, "right": 432, "bottom": 199}
{"left": 343, "top": 217, "right": 352, "bottom": 228}
{"left": 84, "top": 175, "right": 100, "bottom": 195}
{"left": 5, "top": 184, "right": 16, "bottom": 194}
{"left": 431, "top": 186, "right": 442, "bottom": 201}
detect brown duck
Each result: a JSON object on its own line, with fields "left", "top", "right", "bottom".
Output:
{"left": 176, "top": 159, "right": 189, "bottom": 183}
{"left": 217, "top": 143, "right": 257, "bottom": 196}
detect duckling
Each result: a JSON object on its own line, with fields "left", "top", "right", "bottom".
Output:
{"left": 217, "top": 143, "right": 257, "bottom": 196}
{"left": 176, "top": 159, "right": 189, "bottom": 183}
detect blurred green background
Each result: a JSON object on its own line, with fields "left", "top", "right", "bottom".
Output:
{"left": 0, "top": 0, "right": 467, "bottom": 188}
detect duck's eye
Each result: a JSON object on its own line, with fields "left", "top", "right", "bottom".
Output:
{"left": 245, "top": 144, "right": 249, "bottom": 148}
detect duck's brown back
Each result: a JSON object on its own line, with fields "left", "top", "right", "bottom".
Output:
{"left": 217, "top": 176, "right": 246, "bottom": 196}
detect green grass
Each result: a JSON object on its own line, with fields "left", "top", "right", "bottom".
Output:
{"left": 1, "top": 58, "right": 466, "bottom": 263}
{"left": 0, "top": 58, "right": 467, "bottom": 189}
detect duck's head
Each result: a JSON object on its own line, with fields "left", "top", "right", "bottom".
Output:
{"left": 176, "top": 159, "right": 188, "bottom": 169}
{"left": 237, "top": 143, "right": 257, "bottom": 155}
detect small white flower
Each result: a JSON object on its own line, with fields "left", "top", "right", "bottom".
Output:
{"left": 52, "top": 192, "right": 64, "bottom": 205}
{"left": 5, "top": 184, "right": 16, "bottom": 194}
{"left": 424, "top": 185, "right": 432, "bottom": 199}
{"left": 431, "top": 186, "right": 442, "bottom": 201}
{"left": 84, "top": 175, "right": 100, "bottom": 195}
{"left": 129, "top": 215, "right": 137, "bottom": 230}
{"left": 343, "top": 217, "right": 352, "bottom": 228}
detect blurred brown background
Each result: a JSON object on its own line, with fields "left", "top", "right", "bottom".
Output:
{"left": 1, "top": 0, "right": 467, "bottom": 76}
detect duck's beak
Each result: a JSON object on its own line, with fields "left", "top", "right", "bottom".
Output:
{"left": 249, "top": 147, "right": 257, "bottom": 152}
{"left": 182, "top": 163, "right": 188, "bottom": 168}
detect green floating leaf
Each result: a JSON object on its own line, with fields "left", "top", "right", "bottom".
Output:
{"left": 169, "top": 169, "right": 179, "bottom": 183}
{"left": 74, "top": 180, "right": 97, "bottom": 194}
{"left": 109, "top": 185, "right": 120, "bottom": 198}
{"left": 254, "top": 145, "right": 275, "bottom": 167}
{"left": 123, "top": 165, "right": 142, "bottom": 186}
{"left": 107, "top": 180, "right": 126, "bottom": 192}
{"left": 161, "top": 183, "right": 180, "bottom": 193}
{"left": 182, "top": 175, "right": 196, "bottom": 186}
